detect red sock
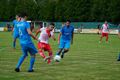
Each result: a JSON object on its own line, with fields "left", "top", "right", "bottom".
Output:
{"left": 47, "top": 59, "right": 51, "bottom": 64}
{"left": 47, "top": 52, "right": 53, "bottom": 64}
{"left": 39, "top": 50, "right": 46, "bottom": 58}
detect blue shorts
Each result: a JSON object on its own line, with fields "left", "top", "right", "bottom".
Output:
{"left": 21, "top": 43, "right": 38, "bottom": 56}
{"left": 59, "top": 39, "right": 71, "bottom": 49}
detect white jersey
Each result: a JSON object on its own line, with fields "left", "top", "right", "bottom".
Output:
{"left": 101, "top": 24, "right": 109, "bottom": 33}
{"left": 38, "top": 27, "right": 54, "bottom": 44}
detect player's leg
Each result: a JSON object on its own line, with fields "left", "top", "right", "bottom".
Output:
{"left": 15, "top": 45, "right": 28, "bottom": 72}
{"left": 106, "top": 33, "right": 108, "bottom": 43}
{"left": 39, "top": 49, "right": 46, "bottom": 58}
{"left": 56, "top": 48, "right": 63, "bottom": 55}
{"left": 100, "top": 33, "right": 104, "bottom": 43}
{"left": 46, "top": 44, "right": 53, "bottom": 64}
{"left": 97, "top": 29, "right": 99, "bottom": 34}
{"left": 28, "top": 43, "right": 38, "bottom": 72}
{"left": 13, "top": 37, "right": 17, "bottom": 48}
{"left": 13, "top": 34, "right": 19, "bottom": 49}
{"left": 47, "top": 50, "right": 53, "bottom": 64}
{"left": 38, "top": 42, "right": 46, "bottom": 58}
{"left": 28, "top": 54, "right": 36, "bottom": 72}
{"left": 61, "top": 49, "right": 69, "bottom": 58}
{"left": 61, "top": 41, "right": 70, "bottom": 58}
{"left": 15, "top": 54, "right": 27, "bottom": 72}
{"left": 56, "top": 39, "right": 64, "bottom": 55}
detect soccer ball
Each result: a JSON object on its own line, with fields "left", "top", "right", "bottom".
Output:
{"left": 54, "top": 55, "right": 61, "bottom": 62}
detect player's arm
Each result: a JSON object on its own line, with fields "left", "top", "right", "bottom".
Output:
{"left": 11, "top": 24, "right": 14, "bottom": 35}
{"left": 71, "top": 31, "right": 74, "bottom": 45}
{"left": 35, "top": 28, "right": 40, "bottom": 37}
{"left": 58, "top": 32, "right": 62, "bottom": 44}
{"left": 51, "top": 33, "right": 56, "bottom": 41}
{"left": 71, "top": 33, "right": 74, "bottom": 44}
{"left": 27, "top": 28, "right": 38, "bottom": 40}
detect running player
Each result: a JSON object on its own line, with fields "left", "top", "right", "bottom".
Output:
{"left": 15, "top": 13, "right": 38, "bottom": 72}
{"left": 55, "top": 20, "right": 74, "bottom": 59}
{"left": 99, "top": 21, "right": 109, "bottom": 43}
{"left": 35, "top": 23, "right": 56, "bottom": 64}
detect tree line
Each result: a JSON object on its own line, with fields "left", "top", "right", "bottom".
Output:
{"left": 0, "top": 0, "right": 120, "bottom": 23}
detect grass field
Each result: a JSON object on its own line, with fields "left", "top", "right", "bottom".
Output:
{"left": 0, "top": 32, "right": 120, "bottom": 80}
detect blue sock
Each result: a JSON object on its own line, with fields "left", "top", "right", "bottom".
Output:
{"left": 16, "top": 55, "right": 26, "bottom": 68}
{"left": 56, "top": 49, "right": 63, "bottom": 55}
{"left": 56, "top": 52, "right": 61, "bottom": 55}
{"left": 62, "top": 50, "right": 68, "bottom": 55}
{"left": 62, "top": 50, "right": 65, "bottom": 55}
{"left": 29, "top": 57, "right": 35, "bottom": 70}
{"left": 13, "top": 41, "right": 16, "bottom": 48}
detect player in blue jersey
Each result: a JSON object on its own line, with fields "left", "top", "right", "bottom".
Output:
{"left": 55, "top": 20, "right": 74, "bottom": 59}
{"left": 12, "top": 15, "right": 21, "bottom": 49}
{"left": 15, "top": 13, "right": 38, "bottom": 72}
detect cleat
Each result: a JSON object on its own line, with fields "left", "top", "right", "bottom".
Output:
{"left": 117, "top": 59, "right": 120, "bottom": 61}
{"left": 44, "top": 56, "right": 50, "bottom": 62}
{"left": 61, "top": 55, "right": 64, "bottom": 58}
{"left": 28, "top": 69, "right": 34, "bottom": 72}
{"left": 15, "top": 68, "right": 20, "bottom": 72}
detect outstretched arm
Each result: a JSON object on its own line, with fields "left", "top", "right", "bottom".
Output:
{"left": 71, "top": 32, "right": 74, "bottom": 44}
{"left": 27, "top": 28, "right": 38, "bottom": 40}
{"left": 35, "top": 28, "right": 40, "bottom": 37}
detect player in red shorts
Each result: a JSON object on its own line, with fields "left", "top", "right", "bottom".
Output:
{"left": 99, "top": 21, "right": 109, "bottom": 43}
{"left": 35, "top": 23, "right": 56, "bottom": 64}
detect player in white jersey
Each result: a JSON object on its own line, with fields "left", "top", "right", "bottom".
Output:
{"left": 35, "top": 23, "right": 56, "bottom": 64}
{"left": 99, "top": 21, "right": 109, "bottom": 43}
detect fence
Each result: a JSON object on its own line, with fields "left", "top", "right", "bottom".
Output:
{"left": 0, "top": 21, "right": 118, "bottom": 34}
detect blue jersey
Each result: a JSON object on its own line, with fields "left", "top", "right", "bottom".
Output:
{"left": 17, "top": 20, "right": 33, "bottom": 45}
{"left": 60, "top": 25, "right": 74, "bottom": 41}
{"left": 13, "top": 20, "right": 19, "bottom": 35}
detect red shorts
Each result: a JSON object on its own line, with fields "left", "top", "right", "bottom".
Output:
{"left": 102, "top": 33, "right": 108, "bottom": 37}
{"left": 38, "top": 42, "right": 52, "bottom": 51}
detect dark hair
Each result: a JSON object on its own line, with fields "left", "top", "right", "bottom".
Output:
{"left": 20, "top": 12, "right": 28, "bottom": 18}
{"left": 50, "top": 22, "right": 55, "bottom": 26}
{"left": 66, "top": 20, "right": 71, "bottom": 23}
{"left": 16, "top": 14, "right": 21, "bottom": 17}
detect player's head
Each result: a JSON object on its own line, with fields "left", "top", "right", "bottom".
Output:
{"left": 105, "top": 21, "right": 107, "bottom": 24}
{"left": 16, "top": 14, "right": 21, "bottom": 21}
{"left": 20, "top": 12, "right": 28, "bottom": 20}
{"left": 66, "top": 20, "right": 71, "bottom": 27}
{"left": 48, "top": 22, "right": 55, "bottom": 31}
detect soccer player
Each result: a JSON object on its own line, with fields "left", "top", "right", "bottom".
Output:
{"left": 35, "top": 23, "right": 56, "bottom": 64}
{"left": 12, "top": 14, "right": 20, "bottom": 49}
{"left": 118, "top": 24, "right": 120, "bottom": 38}
{"left": 15, "top": 13, "right": 38, "bottom": 72}
{"left": 99, "top": 21, "right": 109, "bottom": 43}
{"left": 97, "top": 24, "right": 101, "bottom": 35}
{"left": 55, "top": 20, "right": 74, "bottom": 59}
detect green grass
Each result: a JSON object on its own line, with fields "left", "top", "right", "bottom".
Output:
{"left": 0, "top": 32, "right": 120, "bottom": 80}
